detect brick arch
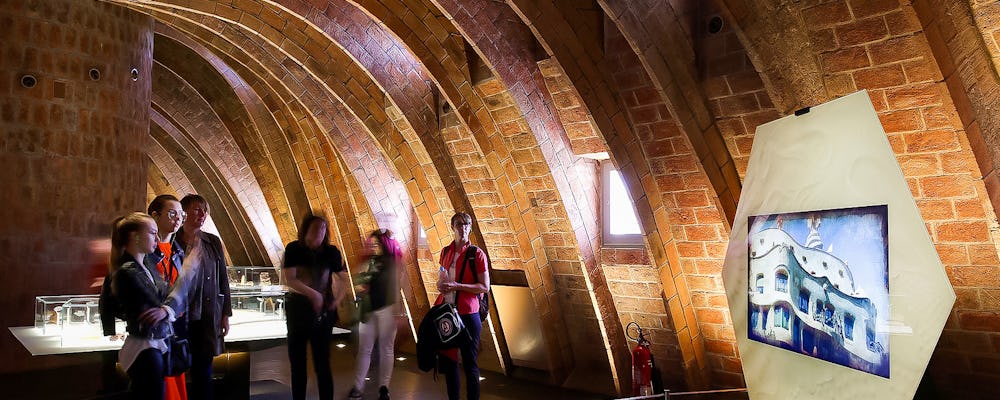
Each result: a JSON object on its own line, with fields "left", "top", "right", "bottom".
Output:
{"left": 129, "top": 0, "right": 579, "bottom": 355}
{"left": 151, "top": 39, "right": 287, "bottom": 265}
{"left": 148, "top": 162, "right": 179, "bottom": 199}
{"left": 125, "top": 0, "right": 462, "bottom": 252}
{"left": 142, "top": 9, "right": 368, "bottom": 264}
{"left": 714, "top": 0, "right": 828, "bottom": 114}
{"left": 425, "top": 0, "right": 631, "bottom": 391}
{"left": 501, "top": 0, "right": 750, "bottom": 389}
{"left": 149, "top": 105, "right": 262, "bottom": 265}
{"left": 147, "top": 147, "right": 192, "bottom": 198}
{"left": 107, "top": 1, "right": 444, "bottom": 312}
{"left": 595, "top": 1, "right": 742, "bottom": 221}
{"left": 155, "top": 25, "right": 307, "bottom": 247}
{"left": 350, "top": 0, "right": 612, "bottom": 380}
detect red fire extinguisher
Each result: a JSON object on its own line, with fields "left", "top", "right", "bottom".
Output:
{"left": 628, "top": 322, "right": 654, "bottom": 396}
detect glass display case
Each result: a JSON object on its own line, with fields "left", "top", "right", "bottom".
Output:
{"left": 228, "top": 266, "right": 281, "bottom": 291}
{"left": 230, "top": 290, "right": 287, "bottom": 324}
{"left": 35, "top": 295, "right": 101, "bottom": 334}
{"left": 23, "top": 267, "right": 288, "bottom": 352}
{"left": 33, "top": 294, "right": 117, "bottom": 346}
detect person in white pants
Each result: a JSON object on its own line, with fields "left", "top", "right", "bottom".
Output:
{"left": 349, "top": 230, "right": 402, "bottom": 400}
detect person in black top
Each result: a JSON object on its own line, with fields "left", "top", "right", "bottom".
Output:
{"left": 282, "top": 214, "right": 349, "bottom": 400}
{"left": 348, "top": 230, "right": 402, "bottom": 400}
{"left": 105, "top": 212, "right": 197, "bottom": 400}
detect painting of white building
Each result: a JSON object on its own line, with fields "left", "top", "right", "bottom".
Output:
{"left": 748, "top": 205, "right": 889, "bottom": 378}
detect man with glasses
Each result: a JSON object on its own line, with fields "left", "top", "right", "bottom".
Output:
{"left": 177, "top": 194, "right": 232, "bottom": 400}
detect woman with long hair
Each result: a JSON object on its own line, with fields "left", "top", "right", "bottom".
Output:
{"left": 348, "top": 230, "right": 403, "bottom": 400}
{"left": 108, "top": 212, "right": 196, "bottom": 400}
{"left": 282, "top": 213, "right": 349, "bottom": 400}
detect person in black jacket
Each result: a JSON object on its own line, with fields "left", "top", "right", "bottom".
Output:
{"left": 175, "top": 194, "right": 230, "bottom": 400}
{"left": 107, "top": 212, "right": 197, "bottom": 400}
{"left": 282, "top": 214, "right": 349, "bottom": 400}
{"left": 348, "top": 230, "right": 402, "bottom": 400}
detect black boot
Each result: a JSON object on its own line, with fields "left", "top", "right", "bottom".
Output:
{"left": 378, "top": 385, "right": 390, "bottom": 400}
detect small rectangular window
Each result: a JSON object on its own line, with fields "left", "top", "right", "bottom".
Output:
{"left": 601, "top": 161, "right": 643, "bottom": 247}
{"left": 416, "top": 223, "right": 428, "bottom": 248}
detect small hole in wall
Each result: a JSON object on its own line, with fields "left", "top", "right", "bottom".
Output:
{"left": 708, "top": 16, "right": 724, "bottom": 34}
{"left": 89, "top": 68, "right": 101, "bottom": 81}
{"left": 21, "top": 74, "right": 37, "bottom": 88}
{"left": 130, "top": 68, "right": 139, "bottom": 82}
{"left": 442, "top": 102, "right": 451, "bottom": 113}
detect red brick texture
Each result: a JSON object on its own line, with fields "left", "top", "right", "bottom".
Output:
{"left": 0, "top": 0, "right": 153, "bottom": 374}
{"left": 6, "top": 0, "right": 1000, "bottom": 398}
{"left": 911, "top": 0, "right": 1000, "bottom": 397}
{"left": 724, "top": 0, "right": 1000, "bottom": 398}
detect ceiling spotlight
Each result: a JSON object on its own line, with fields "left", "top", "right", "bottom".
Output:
{"left": 396, "top": 356, "right": 407, "bottom": 361}
{"left": 335, "top": 343, "right": 347, "bottom": 349}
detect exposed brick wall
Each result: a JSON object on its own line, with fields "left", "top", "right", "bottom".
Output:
{"left": 156, "top": 24, "right": 306, "bottom": 252}
{"left": 0, "top": 0, "right": 152, "bottom": 374}
{"left": 150, "top": 66, "right": 270, "bottom": 265}
{"left": 435, "top": 0, "right": 631, "bottom": 389}
{"left": 602, "top": 17, "right": 741, "bottom": 388}
{"left": 601, "top": 248, "right": 687, "bottom": 390}
{"left": 10, "top": 0, "right": 1000, "bottom": 396}
{"left": 692, "top": 2, "right": 779, "bottom": 179}
{"left": 911, "top": 0, "right": 1000, "bottom": 397}
{"left": 537, "top": 59, "right": 608, "bottom": 155}
{"left": 723, "top": 0, "right": 1000, "bottom": 397}
{"left": 968, "top": 0, "right": 1000, "bottom": 77}
{"left": 598, "top": 0, "right": 742, "bottom": 221}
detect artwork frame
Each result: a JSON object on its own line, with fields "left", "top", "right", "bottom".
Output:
{"left": 747, "top": 205, "right": 890, "bottom": 378}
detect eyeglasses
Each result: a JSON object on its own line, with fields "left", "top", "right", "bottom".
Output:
{"left": 166, "top": 210, "right": 187, "bottom": 221}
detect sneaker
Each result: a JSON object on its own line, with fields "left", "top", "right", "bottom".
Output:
{"left": 378, "top": 385, "right": 390, "bottom": 400}
{"left": 347, "top": 387, "right": 363, "bottom": 399}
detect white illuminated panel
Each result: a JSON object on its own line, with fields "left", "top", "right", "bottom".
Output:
{"left": 721, "top": 90, "right": 954, "bottom": 399}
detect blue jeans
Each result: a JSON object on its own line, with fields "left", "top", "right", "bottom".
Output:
{"left": 440, "top": 313, "right": 481, "bottom": 400}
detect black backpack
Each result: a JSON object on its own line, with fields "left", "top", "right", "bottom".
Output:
{"left": 458, "top": 245, "right": 490, "bottom": 321}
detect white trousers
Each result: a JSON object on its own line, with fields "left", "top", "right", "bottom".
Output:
{"left": 353, "top": 304, "right": 398, "bottom": 390}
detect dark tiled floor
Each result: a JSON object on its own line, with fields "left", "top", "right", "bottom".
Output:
{"left": 248, "top": 338, "right": 607, "bottom": 400}
{"left": 0, "top": 336, "right": 748, "bottom": 400}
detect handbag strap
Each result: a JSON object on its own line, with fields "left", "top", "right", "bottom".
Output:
{"left": 457, "top": 245, "right": 479, "bottom": 284}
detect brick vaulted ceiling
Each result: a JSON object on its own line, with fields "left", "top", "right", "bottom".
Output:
{"left": 83, "top": 0, "right": 1000, "bottom": 397}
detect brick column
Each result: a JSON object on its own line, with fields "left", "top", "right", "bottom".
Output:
{"left": 0, "top": 0, "right": 152, "bottom": 373}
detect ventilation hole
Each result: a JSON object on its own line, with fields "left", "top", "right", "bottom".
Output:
{"left": 21, "top": 74, "right": 36, "bottom": 88}
{"left": 89, "top": 68, "right": 101, "bottom": 81}
{"left": 708, "top": 16, "right": 724, "bottom": 35}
